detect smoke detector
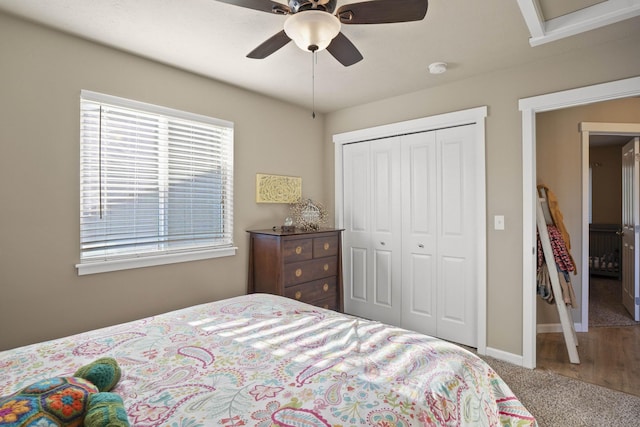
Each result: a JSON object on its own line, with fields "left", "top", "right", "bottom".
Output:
{"left": 428, "top": 62, "right": 447, "bottom": 74}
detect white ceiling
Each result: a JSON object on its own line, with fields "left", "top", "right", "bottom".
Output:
{"left": 1, "top": 0, "right": 639, "bottom": 113}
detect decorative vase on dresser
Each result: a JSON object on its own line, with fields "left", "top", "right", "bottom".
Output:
{"left": 247, "top": 228, "right": 343, "bottom": 312}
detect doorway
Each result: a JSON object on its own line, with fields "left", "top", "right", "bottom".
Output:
{"left": 535, "top": 119, "right": 640, "bottom": 395}
{"left": 519, "top": 76, "right": 640, "bottom": 369}
{"left": 581, "top": 125, "right": 640, "bottom": 328}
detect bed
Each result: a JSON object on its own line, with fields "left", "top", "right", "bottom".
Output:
{"left": 0, "top": 293, "right": 536, "bottom": 426}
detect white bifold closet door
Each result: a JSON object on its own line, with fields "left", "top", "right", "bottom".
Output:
{"left": 343, "top": 124, "right": 478, "bottom": 347}
{"left": 342, "top": 136, "right": 402, "bottom": 326}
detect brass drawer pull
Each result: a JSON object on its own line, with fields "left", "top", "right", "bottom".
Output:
{"left": 323, "top": 304, "right": 329, "bottom": 309}
{"left": 323, "top": 283, "right": 329, "bottom": 292}
{"left": 295, "top": 291, "right": 302, "bottom": 300}
{"left": 295, "top": 268, "right": 302, "bottom": 277}
{"left": 324, "top": 242, "right": 330, "bottom": 251}
{"left": 295, "top": 246, "right": 302, "bottom": 254}
{"left": 323, "top": 264, "right": 329, "bottom": 271}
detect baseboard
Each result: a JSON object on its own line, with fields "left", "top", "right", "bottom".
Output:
{"left": 537, "top": 322, "right": 585, "bottom": 333}
{"left": 537, "top": 323, "right": 562, "bottom": 333}
{"left": 484, "top": 323, "right": 585, "bottom": 368}
{"left": 485, "top": 346, "right": 525, "bottom": 367}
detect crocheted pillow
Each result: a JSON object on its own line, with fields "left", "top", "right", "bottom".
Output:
{"left": 0, "top": 357, "right": 129, "bottom": 427}
{"left": 0, "top": 377, "right": 98, "bottom": 426}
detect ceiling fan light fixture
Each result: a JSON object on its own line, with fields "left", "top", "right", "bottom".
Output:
{"left": 284, "top": 11, "right": 341, "bottom": 52}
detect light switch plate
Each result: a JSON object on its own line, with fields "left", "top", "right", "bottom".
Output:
{"left": 494, "top": 215, "right": 505, "bottom": 230}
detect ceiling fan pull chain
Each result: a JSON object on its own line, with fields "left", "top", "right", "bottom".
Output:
{"left": 311, "top": 49, "right": 317, "bottom": 119}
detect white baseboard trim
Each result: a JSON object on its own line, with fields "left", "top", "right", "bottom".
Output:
{"left": 537, "top": 322, "right": 585, "bottom": 333}
{"left": 537, "top": 323, "right": 561, "bottom": 333}
{"left": 485, "top": 346, "right": 525, "bottom": 367}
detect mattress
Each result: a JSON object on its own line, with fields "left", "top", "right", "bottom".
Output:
{"left": 0, "top": 293, "right": 536, "bottom": 426}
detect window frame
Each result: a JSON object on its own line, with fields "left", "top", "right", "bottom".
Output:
{"left": 76, "top": 90, "right": 236, "bottom": 275}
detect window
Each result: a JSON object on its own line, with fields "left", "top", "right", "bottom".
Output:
{"left": 77, "top": 90, "right": 235, "bottom": 275}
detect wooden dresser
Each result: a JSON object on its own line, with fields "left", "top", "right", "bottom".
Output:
{"left": 247, "top": 228, "right": 343, "bottom": 312}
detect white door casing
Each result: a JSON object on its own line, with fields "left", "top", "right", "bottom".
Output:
{"left": 622, "top": 137, "right": 640, "bottom": 321}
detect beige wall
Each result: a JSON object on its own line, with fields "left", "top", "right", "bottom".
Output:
{"left": 536, "top": 98, "right": 640, "bottom": 325}
{"left": 325, "top": 39, "right": 640, "bottom": 354}
{"left": 590, "top": 144, "right": 624, "bottom": 224}
{"left": 0, "top": 13, "right": 327, "bottom": 350}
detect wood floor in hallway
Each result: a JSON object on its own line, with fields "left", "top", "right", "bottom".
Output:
{"left": 537, "top": 325, "right": 640, "bottom": 397}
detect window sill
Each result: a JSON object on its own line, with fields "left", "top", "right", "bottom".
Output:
{"left": 76, "top": 247, "right": 237, "bottom": 276}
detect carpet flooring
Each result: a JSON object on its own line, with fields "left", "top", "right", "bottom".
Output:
{"left": 589, "top": 277, "right": 639, "bottom": 327}
{"left": 484, "top": 278, "right": 640, "bottom": 426}
{"left": 483, "top": 355, "right": 640, "bottom": 426}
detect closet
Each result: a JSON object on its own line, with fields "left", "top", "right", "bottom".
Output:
{"left": 338, "top": 117, "right": 483, "bottom": 348}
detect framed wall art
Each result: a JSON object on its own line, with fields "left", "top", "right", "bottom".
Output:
{"left": 256, "top": 173, "right": 302, "bottom": 203}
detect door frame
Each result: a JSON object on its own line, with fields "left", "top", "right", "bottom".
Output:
{"left": 580, "top": 123, "right": 640, "bottom": 330}
{"left": 333, "top": 106, "right": 488, "bottom": 356}
{"left": 519, "top": 76, "right": 640, "bottom": 369}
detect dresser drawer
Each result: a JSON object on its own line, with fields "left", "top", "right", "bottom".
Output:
{"left": 283, "top": 239, "right": 313, "bottom": 263}
{"left": 313, "top": 235, "right": 339, "bottom": 258}
{"left": 284, "top": 258, "right": 338, "bottom": 286}
{"left": 284, "top": 277, "right": 337, "bottom": 306}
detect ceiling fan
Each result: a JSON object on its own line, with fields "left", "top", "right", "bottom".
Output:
{"left": 215, "top": 0, "right": 429, "bottom": 66}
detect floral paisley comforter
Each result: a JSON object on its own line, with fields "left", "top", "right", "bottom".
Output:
{"left": 0, "top": 294, "right": 536, "bottom": 426}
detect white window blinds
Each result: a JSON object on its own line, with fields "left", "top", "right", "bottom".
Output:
{"left": 79, "top": 90, "right": 234, "bottom": 270}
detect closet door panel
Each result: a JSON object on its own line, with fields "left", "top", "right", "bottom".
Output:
{"left": 407, "top": 253, "right": 435, "bottom": 315}
{"left": 349, "top": 247, "right": 368, "bottom": 301}
{"left": 372, "top": 149, "right": 393, "bottom": 232}
{"left": 374, "top": 249, "right": 393, "bottom": 307}
{"left": 401, "top": 132, "right": 437, "bottom": 334}
{"left": 370, "top": 138, "right": 402, "bottom": 324}
{"left": 440, "top": 256, "right": 466, "bottom": 322}
{"left": 347, "top": 146, "right": 369, "bottom": 232}
{"left": 440, "top": 140, "right": 464, "bottom": 237}
{"left": 342, "top": 143, "right": 372, "bottom": 316}
{"left": 343, "top": 138, "right": 401, "bottom": 325}
{"left": 408, "top": 142, "right": 436, "bottom": 235}
{"left": 371, "top": 139, "right": 401, "bottom": 241}
{"left": 435, "top": 126, "right": 477, "bottom": 347}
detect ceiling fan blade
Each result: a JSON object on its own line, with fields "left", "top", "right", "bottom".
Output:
{"left": 247, "top": 30, "right": 292, "bottom": 59}
{"left": 326, "top": 32, "right": 363, "bottom": 67}
{"left": 337, "top": 0, "right": 428, "bottom": 24}
{"left": 214, "top": 0, "right": 290, "bottom": 15}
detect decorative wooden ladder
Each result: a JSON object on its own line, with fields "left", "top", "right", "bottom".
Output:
{"left": 536, "top": 191, "right": 580, "bottom": 364}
